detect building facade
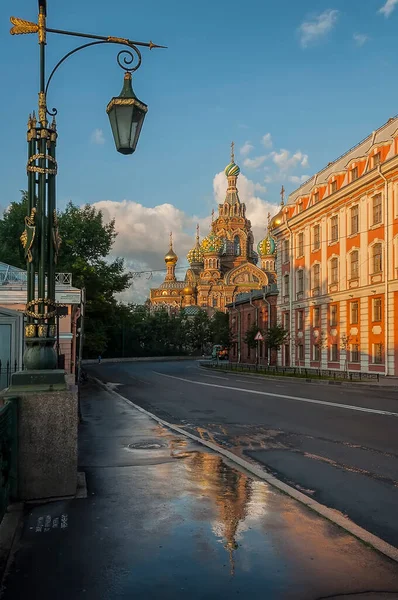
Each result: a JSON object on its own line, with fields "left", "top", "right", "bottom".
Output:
{"left": 150, "top": 145, "right": 277, "bottom": 313}
{"left": 0, "top": 262, "right": 81, "bottom": 387}
{"left": 270, "top": 116, "right": 398, "bottom": 376}
{"left": 227, "top": 287, "right": 278, "bottom": 365}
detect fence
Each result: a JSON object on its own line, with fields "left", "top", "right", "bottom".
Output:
{"left": 202, "top": 361, "right": 380, "bottom": 382}
{"left": 0, "top": 361, "right": 23, "bottom": 393}
{"left": 0, "top": 398, "right": 17, "bottom": 521}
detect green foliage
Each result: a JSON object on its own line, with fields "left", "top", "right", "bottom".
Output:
{"left": 0, "top": 191, "right": 28, "bottom": 269}
{"left": 266, "top": 323, "right": 289, "bottom": 351}
{"left": 244, "top": 322, "right": 263, "bottom": 349}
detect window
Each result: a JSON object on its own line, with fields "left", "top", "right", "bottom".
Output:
{"left": 297, "top": 232, "right": 304, "bottom": 257}
{"left": 372, "top": 297, "right": 382, "bottom": 322}
{"left": 212, "top": 297, "right": 218, "bottom": 308}
{"left": 314, "top": 192, "right": 319, "bottom": 203}
{"left": 330, "top": 344, "right": 338, "bottom": 361}
{"left": 313, "top": 345, "right": 321, "bottom": 361}
{"left": 297, "top": 269, "right": 304, "bottom": 293}
{"left": 313, "top": 264, "right": 320, "bottom": 290}
{"left": 372, "top": 194, "right": 382, "bottom": 225}
{"left": 298, "top": 344, "right": 304, "bottom": 360}
{"left": 351, "top": 344, "right": 360, "bottom": 363}
{"left": 297, "top": 310, "right": 304, "bottom": 330}
{"left": 330, "top": 257, "right": 338, "bottom": 284}
{"left": 350, "top": 250, "right": 359, "bottom": 279}
{"left": 284, "top": 274, "right": 290, "bottom": 297}
{"left": 234, "top": 235, "right": 241, "bottom": 256}
{"left": 372, "top": 243, "right": 382, "bottom": 273}
{"left": 330, "top": 304, "right": 338, "bottom": 327}
{"left": 330, "top": 216, "right": 339, "bottom": 242}
{"left": 373, "top": 153, "right": 381, "bottom": 168}
{"left": 283, "top": 239, "right": 289, "bottom": 263}
{"left": 350, "top": 301, "right": 359, "bottom": 325}
{"left": 373, "top": 343, "right": 383, "bottom": 364}
{"left": 350, "top": 205, "right": 359, "bottom": 235}
{"left": 283, "top": 312, "right": 289, "bottom": 329}
{"left": 351, "top": 167, "right": 358, "bottom": 181}
{"left": 313, "top": 225, "right": 320, "bottom": 250}
{"left": 313, "top": 306, "right": 320, "bottom": 328}
{"left": 297, "top": 203, "right": 303, "bottom": 213}
{"left": 331, "top": 181, "right": 337, "bottom": 193}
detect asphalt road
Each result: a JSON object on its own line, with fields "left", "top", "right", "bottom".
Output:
{"left": 88, "top": 359, "right": 398, "bottom": 549}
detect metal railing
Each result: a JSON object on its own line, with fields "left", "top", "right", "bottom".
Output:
{"left": 0, "top": 361, "right": 23, "bottom": 392}
{"left": 202, "top": 361, "right": 380, "bottom": 381}
{"left": 0, "top": 398, "right": 17, "bottom": 521}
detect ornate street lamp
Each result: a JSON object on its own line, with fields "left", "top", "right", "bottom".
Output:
{"left": 107, "top": 72, "right": 148, "bottom": 155}
{"left": 9, "top": 1, "right": 165, "bottom": 387}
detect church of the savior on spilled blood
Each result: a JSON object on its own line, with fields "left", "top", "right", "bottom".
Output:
{"left": 149, "top": 145, "right": 277, "bottom": 313}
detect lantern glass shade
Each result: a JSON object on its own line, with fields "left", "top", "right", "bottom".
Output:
{"left": 107, "top": 73, "right": 148, "bottom": 155}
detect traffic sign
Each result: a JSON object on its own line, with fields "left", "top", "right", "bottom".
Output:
{"left": 254, "top": 331, "right": 264, "bottom": 341}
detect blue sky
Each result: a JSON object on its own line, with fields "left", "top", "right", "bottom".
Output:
{"left": 1, "top": 0, "right": 398, "bottom": 298}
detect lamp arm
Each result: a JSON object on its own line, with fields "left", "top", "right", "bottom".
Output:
{"left": 45, "top": 39, "right": 142, "bottom": 117}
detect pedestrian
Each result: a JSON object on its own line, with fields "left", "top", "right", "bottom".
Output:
{"left": 98, "top": 355, "right": 101, "bottom": 364}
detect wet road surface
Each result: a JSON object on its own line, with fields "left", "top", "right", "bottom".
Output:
{"left": 2, "top": 381, "right": 398, "bottom": 599}
{"left": 87, "top": 360, "right": 398, "bottom": 549}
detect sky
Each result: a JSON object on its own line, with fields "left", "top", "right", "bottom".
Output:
{"left": 1, "top": 0, "right": 398, "bottom": 300}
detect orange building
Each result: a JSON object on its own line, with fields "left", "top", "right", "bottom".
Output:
{"left": 270, "top": 116, "right": 398, "bottom": 376}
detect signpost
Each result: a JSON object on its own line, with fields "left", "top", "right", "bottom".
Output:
{"left": 254, "top": 331, "right": 264, "bottom": 366}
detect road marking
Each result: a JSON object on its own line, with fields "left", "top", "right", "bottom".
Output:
{"left": 236, "top": 379, "right": 262, "bottom": 384}
{"left": 200, "top": 374, "right": 229, "bottom": 380}
{"left": 153, "top": 372, "right": 398, "bottom": 418}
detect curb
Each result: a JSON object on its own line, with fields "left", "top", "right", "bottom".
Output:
{"left": 82, "top": 356, "right": 197, "bottom": 366}
{"left": 199, "top": 364, "right": 398, "bottom": 392}
{"left": 92, "top": 376, "right": 398, "bottom": 565}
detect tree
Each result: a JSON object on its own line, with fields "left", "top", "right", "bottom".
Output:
{"left": 0, "top": 191, "right": 28, "bottom": 268}
{"left": 244, "top": 322, "right": 263, "bottom": 350}
{"left": 266, "top": 323, "right": 289, "bottom": 352}
{"left": 340, "top": 333, "right": 352, "bottom": 373}
{"left": 209, "top": 311, "right": 231, "bottom": 347}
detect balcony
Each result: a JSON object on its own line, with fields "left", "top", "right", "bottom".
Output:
{"left": 296, "top": 291, "right": 304, "bottom": 300}
{"left": 311, "top": 287, "right": 320, "bottom": 297}
{"left": 283, "top": 295, "right": 290, "bottom": 303}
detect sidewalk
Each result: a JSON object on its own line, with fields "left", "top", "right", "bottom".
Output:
{"left": 1, "top": 382, "right": 398, "bottom": 600}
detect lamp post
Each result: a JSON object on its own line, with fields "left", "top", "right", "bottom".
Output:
{"left": 10, "top": 1, "right": 164, "bottom": 385}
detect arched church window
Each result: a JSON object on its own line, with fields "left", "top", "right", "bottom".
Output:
{"left": 234, "top": 235, "right": 241, "bottom": 256}
{"left": 212, "top": 297, "right": 218, "bottom": 307}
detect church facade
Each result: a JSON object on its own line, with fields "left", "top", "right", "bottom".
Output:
{"left": 149, "top": 146, "right": 277, "bottom": 313}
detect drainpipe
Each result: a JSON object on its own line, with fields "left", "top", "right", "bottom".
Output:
{"left": 263, "top": 288, "right": 271, "bottom": 365}
{"left": 378, "top": 166, "right": 389, "bottom": 376}
{"left": 284, "top": 217, "right": 294, "bottom": 367}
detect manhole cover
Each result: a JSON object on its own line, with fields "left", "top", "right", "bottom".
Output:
{"left": 127, "top": 442, "right": 163, "bottom": 450}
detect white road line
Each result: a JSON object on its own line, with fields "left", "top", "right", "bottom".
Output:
{"left": 153, "top": 372, "right": 398, "bottom": 418}
{"left": 236, "top": 379, "right": 262, "bottom": 384}
{"left": 200, "top": 374, "right": 229, "bottom": 380}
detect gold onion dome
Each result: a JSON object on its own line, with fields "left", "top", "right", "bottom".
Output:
{"left": 164, "top": 232, "right": 178, "bottom": 264}
{"left": 183, "top": 284, "right": 194, "bottom": 295}
{"left": 269, "top": 212, "right": 283, "bottom": 230}
{"left": 201, "top": 231, "right": 223, "bottom": 254}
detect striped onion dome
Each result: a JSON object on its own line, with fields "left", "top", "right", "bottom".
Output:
{"left": 257, "top": 234, "right": 276, "bottom": 257}
{"left": 224, "top": 161, "right": 240, "bottom": 177}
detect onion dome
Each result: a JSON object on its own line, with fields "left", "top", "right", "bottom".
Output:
{"left": 164, "top": 232, "right": 178, "bottom": 264}
{"left": 183, "top": 284, "right": 194, "bottom": 296}
{"left": 224, "top": 140, "right": 240, "bottom": 177}
{"left": 187, "top": 224, "right": 204, "bottom": 264}
{"left": 257, "top": 233, "right": 276, "bottom": 257}
{"left": 201, "top": 231, "right": 223, "bottom": 254}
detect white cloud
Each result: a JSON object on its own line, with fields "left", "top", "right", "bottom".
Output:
{"left": 288, "top": 174, "right": 310, "bottom": 185}
{"left": 298, "top": 9, "right": 339, "bottom": 48}
{"left": 271, "top": 149, "right": 309, "bottom": 171}
{"left": 243, "top": 155, "right": 268, "bottom": 169}
{"left": 353, "top": 33, "right": 369, "bottom": 46}
{"left": 91, "top": 128, "right": 105, "bottom": 145}
{"left": 379, "top": 0, "right": 398, "bottom": 17}
{"left": 240, "top": 141, "right": 254, "bottom": 156}
{"left": 261, "top": 133, "right": 273, "bottom": 148}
